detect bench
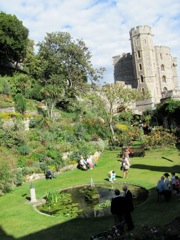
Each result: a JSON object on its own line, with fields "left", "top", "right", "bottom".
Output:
{"left": 129, "top": 148, "right": 145, "bottom": 157}
{"left": 119, "top": 147, "right": 145, "bottom": 158}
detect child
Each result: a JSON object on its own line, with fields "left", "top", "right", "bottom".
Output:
{"left": 108, "top": 170, "right": 116, "bottom": 182}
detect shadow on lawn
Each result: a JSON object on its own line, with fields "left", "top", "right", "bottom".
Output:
{"left": 131, "top": 164, "right": 180, "bottom": 173}
{"left": 0, "top": 187, "right": 179, "bottom": 240}
{"left": 0, "top": 216, "right": 112, "bottom": 240}
{"left": 0, "top": 227, "right": 15, "bottom": 240}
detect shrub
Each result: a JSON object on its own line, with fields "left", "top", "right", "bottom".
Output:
{"left": 15, "top": 168, "right": 24, "bottom": 186}
{"left": 18, "top": 145, "right": 30, "bottom": 155}
{"left": 14, "top": 93, "right": 27, "bottom": 115}
{"left": 144, "top": 127, "right": 177, "bottom": 148}
{"left": 1, "top": 80, "right": 12, "bottom": 95}
{"left": 0, "top": 161, "right": 15, "bottom": 193}
{"left": 17, "top": 156, "right": 28, "bottom": 168}
{"left": 0, "top": 129, "right": 25, "bottom": 148}
{"left": 22, "top": 167, "right": 36, "bottom": 176}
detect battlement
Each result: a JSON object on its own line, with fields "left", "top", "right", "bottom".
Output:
{"left": 154, "top": 46, "right": 170, "bottom": 53}
{"left": 130, "top": 25, "right": 153, "bottom": 37}
{"left": 113, "top": 53, "right": 132, "bottom": 65}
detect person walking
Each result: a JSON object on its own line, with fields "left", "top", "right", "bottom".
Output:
{"left": 111, "top": 189, "right": 125, "bottom": 230}
{"left": 122, "top": 185, "right": 134, "bottom": 231}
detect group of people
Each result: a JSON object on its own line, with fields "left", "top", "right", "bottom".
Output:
{"left": 108, "top": 147, "right": 132, "bottom": 182}
{"left": 79, "top": 155, "right": 95, "bottom": 170}
{"left": 156, "top": 172, "right": 180, "bottom": 200}
{"left": 111, "top": 185, "right": 134, "bottom": 232}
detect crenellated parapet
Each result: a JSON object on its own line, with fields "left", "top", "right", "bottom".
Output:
{"left": 130, "top": 25, "right": 153, "bottom": 37}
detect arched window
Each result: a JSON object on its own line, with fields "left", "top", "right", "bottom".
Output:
{"left": 163, "top": 87, "right": 167, "bottom": 92}
{"left": 161, "top": 64, "right": 165, "bottom": 71}
{"left": 140, "top": 75, "right": 144, "bottom": 82}
{"left": 139, "top": 64, "right": 142, "bottom": 70}
{"left": 162, "top": 75, "right": 166, "bottom": 83}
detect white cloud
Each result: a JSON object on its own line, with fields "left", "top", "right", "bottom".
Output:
{"left": 0, "top": 0, "right": 179, "bottom": 85}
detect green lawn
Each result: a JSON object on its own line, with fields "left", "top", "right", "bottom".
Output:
{"left": 0, "top": 147, "right": 180, "bottom": 240}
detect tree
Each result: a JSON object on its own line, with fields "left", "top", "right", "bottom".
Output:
{"left": 23, "top": 39, "right": 41, "bottom": 78}
{"left": 36, "top": 32, "right": 104, "bottom": 112}
{"left": 155, "top": 99, "right": 180, "bottom": 126}
{"left": 10, "top": 73, "right": 33, "bottom": 97}
{"left": 0, "top": 12, "right": 29, "bottom": 71}
{"left": 40, "top": 74, "right": 66, "bottom": 117}
{"left": 14, "top": 93, "right": 27, "bottom": 115}
{"left": 91, "top": 83, "right": 142, "bottom": 137}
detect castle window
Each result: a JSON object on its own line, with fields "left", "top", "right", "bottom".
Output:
{"left": 161, "top": 64, "right": 165, "bottom": 71}
{"left": 138, "top": 51, "right": 141, "bottom": 58}
{"left": 139, "top": 64, "right": 142, "bottom": 70}
{"left": 140, "top": 75, "right": 144, "bottom": 82}
{"left": 162, "top": 75, "right": 166, "bottom": 83}
{"left": 163, "top": 87, "right": 167, "bottom": 92}
{"left": 160, "top": 53, "right": 163, "bottom": 60}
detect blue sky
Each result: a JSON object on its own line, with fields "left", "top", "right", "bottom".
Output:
{"left": 0, "top": 0, "right": 180, "bottom": 85}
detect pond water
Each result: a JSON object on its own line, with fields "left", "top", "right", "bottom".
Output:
{"left": 37, "top": 183, "right": 148, "bottom": 218}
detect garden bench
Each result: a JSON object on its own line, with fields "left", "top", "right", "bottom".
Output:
{"left": 130, "top": 148, "right": 145, "bottom": 157}
{"left": 119, "top": 147, "right": 145, "bottom": 158}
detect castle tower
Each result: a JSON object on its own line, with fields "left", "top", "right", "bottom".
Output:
{"left": 154, "top": 46, "right": 179, "bottom": 94}
{"left": 129, "top": 25, "right": 160, "bottom": 103}
{"left": 113, "top": 25, "right": 179, "bottom": 112}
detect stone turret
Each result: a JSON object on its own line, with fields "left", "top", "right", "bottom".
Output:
{"left": 113, "top": 25, "right": 179, "bottom": 112}
{"left": 130, "top": 25, "right": 159, "bottom": 103}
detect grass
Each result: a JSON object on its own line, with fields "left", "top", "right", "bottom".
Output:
{"left": 0, "top": 147, "right": 180, "bottom": 240}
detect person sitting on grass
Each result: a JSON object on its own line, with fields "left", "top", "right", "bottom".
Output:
{"left": 108, "top": 170, "right": 116, "bottom": 182}
{"left": 86, "top": 155, "right": 94, "bottom": 169}
{"left": 79, "top": 156, "right": 88, "bottom": 170}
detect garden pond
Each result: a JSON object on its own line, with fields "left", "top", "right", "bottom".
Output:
{"left": 37, "top": 183, "right": 149, "bottom": 218}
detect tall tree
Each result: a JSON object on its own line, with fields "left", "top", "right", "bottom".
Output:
{"left": 40, "top": 74, "right": 66, "bottom": 117}
{"left": 36, "top": 32, "right": 104, "bottom": 111}
{"left": 90, "top": 83, "right": 142, "bottom": 137}
{"left": 0, "top": 12, "right": 29, "bottom": 71}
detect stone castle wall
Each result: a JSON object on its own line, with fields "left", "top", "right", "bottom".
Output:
{"left": 113, "top": 25, "right": 179, "bottom": 112}
{"left": 113, "top": 53, "right": 136, "bottom": 88}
